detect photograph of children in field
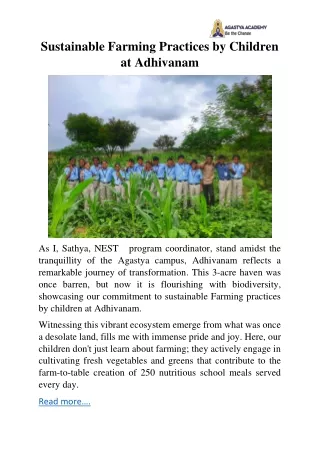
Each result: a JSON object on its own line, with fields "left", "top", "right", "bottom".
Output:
{"left": 48, "top": 75, "right": 272, "bottom": 238}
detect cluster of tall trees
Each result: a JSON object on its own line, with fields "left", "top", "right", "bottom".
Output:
{"left": 182, "top": 75, "right": 272, "bottom": 151}
{"left": 63, "top": 114, "right": 139, "bottom": 157}
{"left": 182, "top": 75, "right": 272, "bottom": 187}
{"left": 63, "top": 113, "right": 179, "bottom": 155}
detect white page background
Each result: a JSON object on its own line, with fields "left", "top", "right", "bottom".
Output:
{"left": 1, "top": 1, "right": 319, "bottom": 451}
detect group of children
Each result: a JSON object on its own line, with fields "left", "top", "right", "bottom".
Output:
{"left": 64, "top": 154, "right": 247, "bottom": 209}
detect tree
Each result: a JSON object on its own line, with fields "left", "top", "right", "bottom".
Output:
{"left": 63, "top": 113, "right": 103, "bottom": 145}
{"left": 216, "top": 75, "right": 272, "bottom": 140}
{"left": 63, "top": 114, "right": 139, "bottom": 157}
{"left": 182, "top": 103, "right": 235, "bottom": 152}
{"left": 182, "top": 125, "right": 235, "bottom": 152}
{"left": 153, "top": 135, "right": 177, "bottom": 150}
{"left": 96, "top": 123, "right": 113, "bottom": 157}
{"left": 116, "top": 120, "right": 139, "bottom": 155}
{"left": 216, "top": 75, "right": 272, "bottom": 188}
{"left": 101, "top": 118, "right": 138, "bottom": 157}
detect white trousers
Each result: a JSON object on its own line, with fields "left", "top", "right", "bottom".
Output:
{"left": 232, "top": 179, "right": 243, "bottom": 200}
{"left": 83, "top": 184, "right": 94, "bottom": 210}
{"left": 68, "top": 181, "right": 78, "bottom": 189}
{"left": 176, "top": 181, "right": 189, "bottom": 207}
{"left": 189, "top": 184, "right": 201, "bottom": 205}
{"left": 99, "top": 183, "right": 112, "bottom": 202}
{"left": 219, "top": 180, "right": 231, "bottom": 204}
{"left": 114, "top": 185, "right": 125, "bottom": 199}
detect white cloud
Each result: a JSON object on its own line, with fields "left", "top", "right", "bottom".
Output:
{"left": 48, "top": 75, "right": 257, "bottom": 150}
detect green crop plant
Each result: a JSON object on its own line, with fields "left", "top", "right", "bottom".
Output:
{"left": 49, "top": 175, "right": 93, "bottom": 238}
{"left": 124, "top": 173, "right": 144, "bottom": 237}
{"left": 48, "top": 151, "right": 272, "bottom": 238}
{"left": 85, "top": 190, "right": 102, "bottom": 225}
{"left": 137, "top": 179, "right": 187, "bottom": 238}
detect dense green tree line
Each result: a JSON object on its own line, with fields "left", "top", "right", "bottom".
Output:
{"left": 63, "top": 114, "right": 139, "bottom": 157}
{"left": 181, "top": 75, "right": 272, "bottom": 188}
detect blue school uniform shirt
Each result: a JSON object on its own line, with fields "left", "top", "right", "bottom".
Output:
{"left": 165, "top": 166, "right": 176, "bottom": 180}
{"left": 230, "top": 163, "right": 245, "bottom": 179}
{"left": 152, "top": 163, "right": 166, "bottom": 179}
{"left": 98, "top": 167, "right": 113, "bottom": 183}
{"left": 113, "top": 170, "right": 125, "bottom": 185}
{"left": 215, "top": 163, "right": 231, "bottom": 181}
{"left": 175, "top": 163, "right": 190, "bottom": 181}
{"left": 124, "top": 167, "right": 134, "bottom": 180}
{"left": 64, "top": 166, "right": 79, "bottom": 181}
{"left": 188, "top": 168, "right": 203, "bottom": 184}
{"left": 81, "top": 169, "right": 93, "bottom": 181}
{"left": 133, "top": 163, "right": 144, "bottom": 174}
{"left": 90, "top": 164, "right": 101, "bottom": 181}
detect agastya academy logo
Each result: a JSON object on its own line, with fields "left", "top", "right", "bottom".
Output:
{"left": 210, "top": 20, "right": 225, "bottom": 38}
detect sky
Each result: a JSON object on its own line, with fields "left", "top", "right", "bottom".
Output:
{"left": 48, "top": 75, "right": 257, "bottom": 151}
